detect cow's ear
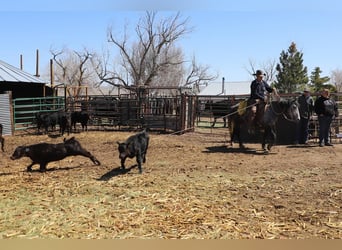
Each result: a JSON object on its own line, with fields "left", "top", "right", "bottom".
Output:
{"left": 117, "top": 141, "right": 120, "bottom": 145}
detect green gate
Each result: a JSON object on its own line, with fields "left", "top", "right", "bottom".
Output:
{"left": 13, "top": 96, "right": 65, "bottom": 130}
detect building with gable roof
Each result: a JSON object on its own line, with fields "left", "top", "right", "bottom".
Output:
{"left": 0, "top": 59, "right": 53, "bottom": 99}
{"left": 199, "top": 80, "right": 251, "bottom": 96}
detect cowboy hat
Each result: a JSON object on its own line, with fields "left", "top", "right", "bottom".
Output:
{"left": 253, "top": 70, "right": 266, "bottom": 76}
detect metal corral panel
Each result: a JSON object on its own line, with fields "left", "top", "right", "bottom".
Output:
{"left": 0, "top": 93, "right": 13, "bottom": 135}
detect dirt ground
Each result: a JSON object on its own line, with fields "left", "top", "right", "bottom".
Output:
{"left": 0, "top": 127, "right": 341, "bottom": 239}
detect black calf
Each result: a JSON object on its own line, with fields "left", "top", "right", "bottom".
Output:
{"left": 35, "top": 111, "right": 70, "bottom": 135}
{"left": 117, "top": 130, "right": 149, "bottom": 174}
{"left": 71, "top": 111, "right": 89, "bottom": 132}
{"left": 10, "top": 137, "right": 100, "bottom": 172}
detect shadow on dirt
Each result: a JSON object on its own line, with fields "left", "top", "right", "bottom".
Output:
{"left": 203, "top": 145, "right": 276, "bottom": 155}
{"left": 286, "top": 144, "right": 318, "bottom": 148}
{"left": 24, "top": 165, "right": 85, "bottom": 173}
{"left": 97, "top": 165, "right": 138, "bottom": 181}
{"left": 0, "top": 172, "right": 12, "bottom": 177}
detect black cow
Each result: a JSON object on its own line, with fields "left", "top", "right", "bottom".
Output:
{"left": 35, "top": 112, "right": 55, "bottom": 134}
{"left": 35, "top": 111, "right": 69, "bottom": 135}
{"left": 10, "top": 137, "right": 101, "bottom": 172}
{"left": 204, "top": 100, "right": 231, "bottom": 127}
{"left": 117, "top": 130, "right": 149, "bottom": 174}
{"left": 71, "top": 111, "right": 89, "bottom": 132}
{"left": 58, "top": 112, "right": 70, "bottom": 136}
{"left": 0, "top": 123, "right": 4, "bottom": 152}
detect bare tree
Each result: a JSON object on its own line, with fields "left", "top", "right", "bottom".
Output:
{"left": 50, "top": 47, "right": 95, "bottom": 97}
{"left": 331, "top": 68, "right": 342, "bottom": 92}
{"left": 148, "top": 45, "right": 185, "bottom": 95}
{"left": 94, "top": 11, "right": 192, "bottom": 89}
{"left": 245, "top": 58, "right": 277, "bottom": 83}
{"left": 184, "top": 56, "right": 218, "bottom": 94}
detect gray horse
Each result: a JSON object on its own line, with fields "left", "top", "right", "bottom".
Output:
{"left": 228, "top": 99, "right": 300, "bottom": 153}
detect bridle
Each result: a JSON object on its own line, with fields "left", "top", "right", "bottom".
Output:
{"left": 269, "top": 101, "right": 298, "bottom": 122}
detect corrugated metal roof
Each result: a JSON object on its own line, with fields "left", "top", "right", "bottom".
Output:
{"left": 0, "top": 59, "right": 47, "bottom": 84}
{"left": 200, "top": 81, "right": 251, "bottom": 96}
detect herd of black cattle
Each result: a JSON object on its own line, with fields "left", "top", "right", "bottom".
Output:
{"left": 35, "top": 110, "right": 90, "bottom": 135}
{"left": 0, "top": 113, "right": 150, "bottom": 174}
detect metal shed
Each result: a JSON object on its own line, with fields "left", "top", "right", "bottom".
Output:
{"left": 200, "top": 80, "right": 251, "bottom": 96}
{"left": 0, "top": 59, "right": 53, "bottom": 99}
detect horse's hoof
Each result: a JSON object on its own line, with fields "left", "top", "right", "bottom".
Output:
{"left": 263, "top": 149, "right": 269, "bottom": 155}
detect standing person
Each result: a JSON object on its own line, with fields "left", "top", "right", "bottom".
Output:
{"left": 314, "top": 88, "right": 339, "bottom": 147}
{"left": 250, "top": 70, "right": 276, "bottom": 127}
{"left": 296, "top": 88, "right": 314, "bottom": 144}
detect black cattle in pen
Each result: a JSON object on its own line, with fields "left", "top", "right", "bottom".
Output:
{"left": 35, "top": 112, "right": 54, "bottom": 134}
{"left": 70, "top": 111, "right": 89, "bottom": 132}
{"left": 204, "top": 100, "right": 232, "bottom": 127}
{"left": 10, "top": 137, "right": 101, "bottom": 172}
{"left": 35, "top": 111, "right": 69, "bottom": 135}
{"left": 117, "top": 130, "right": 149, "bottom": 174}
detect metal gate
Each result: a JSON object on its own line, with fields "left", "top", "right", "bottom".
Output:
{"left": 10, "top": 94, "right": 196, "bottom": 133}
{"left": 0, "top": 93, "right": 13, "bottom": 135}
{"left": 12, "top": 96, "right": 65, "bottom": 130}
{"left": 66, "top": 94, "right": 195, "bottom": 133}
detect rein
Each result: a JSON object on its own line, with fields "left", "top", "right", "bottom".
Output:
{"left": 269, "top": 101, "right": 284, "bottom": 116}
{"left": 269, "top": 101, "right": 298, "bottom": 122}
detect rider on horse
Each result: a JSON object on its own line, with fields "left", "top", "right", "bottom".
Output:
{"left": 249, "top": 70, "right": 277, "bottom": 128}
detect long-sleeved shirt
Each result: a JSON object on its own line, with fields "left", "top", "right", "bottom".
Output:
{"left": 314, "top": 95, "right": 339, "bottom": 117}
{"left": 298, "top": 94, "right": 314, "bottom": 119}
{"left": 250, "top": 79, "right": 273, "bottom": 100}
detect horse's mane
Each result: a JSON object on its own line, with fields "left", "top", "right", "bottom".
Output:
{"left": 271, "top": 98, "right": 297, "bottom": 107}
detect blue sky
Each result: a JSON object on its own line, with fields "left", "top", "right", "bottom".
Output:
{"left": 1, "top": 0, "right": 342, "bottom": 82}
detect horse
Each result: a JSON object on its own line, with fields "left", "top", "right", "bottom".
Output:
{"left": 228, "top": 98, "right": 300, "bottom": 153}
{"left": 204, "top": 99, "right": 232, "bottom": 127}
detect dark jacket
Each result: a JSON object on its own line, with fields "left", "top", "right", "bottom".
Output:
{"left": 314, "top": 95, "right": 339, "bottom": 117}
{"left": 298, "top": 94, "right": 314, "bottom": 119}
{"left": 250, "top": 80, "right": 273, "bottom": 100}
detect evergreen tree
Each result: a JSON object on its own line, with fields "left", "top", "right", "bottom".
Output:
{"left": 310, "top": 67, "right": 334, "bottom": 92}
{"left": 275, "top": 42, "right": 308, "bottom": 93}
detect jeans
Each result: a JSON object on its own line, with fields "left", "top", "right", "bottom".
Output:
{"left": 318, "top": 115, "right": 333, "bottom": 144}
{"left": 296, "top": 117, "right": 310, "bottom": 144}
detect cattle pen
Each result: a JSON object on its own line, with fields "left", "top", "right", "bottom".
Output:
{"left": 10, "top": 86, "right": 197, "bottom": 134}
{"left": 6, "top": 89, "right": 342, "bottom": 144}
{"left": 1, "top": 88, "right": 342, "bottom": 239}
{"left": 1, "top": 128, "right": 341, "bottom": 239}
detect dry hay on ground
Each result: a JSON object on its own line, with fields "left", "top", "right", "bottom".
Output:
{"left": 0, "top": 129, "right": 341, "bottom": 239}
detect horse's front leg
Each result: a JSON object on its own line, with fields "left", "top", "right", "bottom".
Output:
{"left": 267, "top": 125, "right": 277, "bottom": 151}
{"left": 262, "top": 126, "right": 270, "bottom": 152}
